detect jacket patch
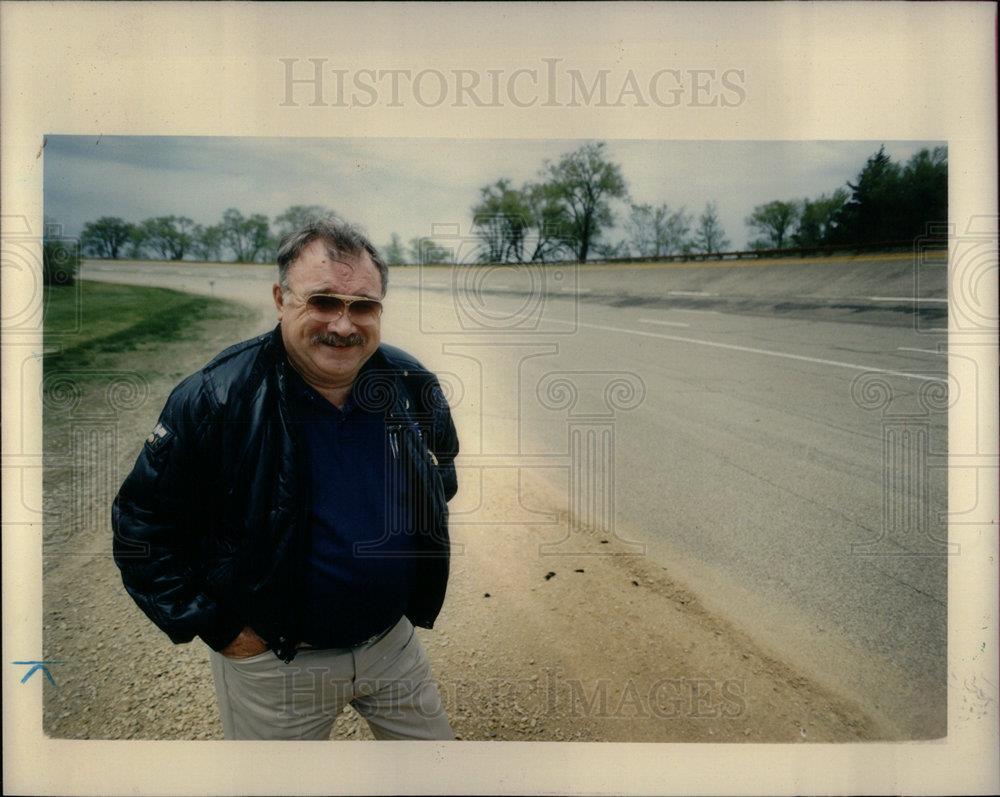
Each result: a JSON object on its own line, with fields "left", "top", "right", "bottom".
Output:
{"left": 144, "top": 422, "right": 173, "bottom": 455}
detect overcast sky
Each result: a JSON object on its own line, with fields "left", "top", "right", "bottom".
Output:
{"left": 43, "top": 136, "right": 941, "bottom": 253}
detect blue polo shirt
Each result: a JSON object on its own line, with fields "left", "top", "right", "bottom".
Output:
{"left": 288, "top": 362, "right": 415, "bottom": 648}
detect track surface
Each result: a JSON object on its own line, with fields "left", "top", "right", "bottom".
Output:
{"left": 81, "top": 255, "right": 949, "bottom": 737}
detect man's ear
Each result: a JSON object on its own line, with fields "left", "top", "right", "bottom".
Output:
{"left": 272, "top": 283, "right": 285, "bottom": 318}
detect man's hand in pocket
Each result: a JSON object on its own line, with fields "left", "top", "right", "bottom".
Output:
{"left": 220, "top": 626, "right": 270, "bottom": 659}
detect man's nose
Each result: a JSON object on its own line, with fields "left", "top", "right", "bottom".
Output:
{"left": 326, "top": 311, "right": 357, "bottom": 336}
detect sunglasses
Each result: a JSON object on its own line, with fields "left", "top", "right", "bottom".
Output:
{"left": 293, "top": 291, "right": 384, "bottom": 325}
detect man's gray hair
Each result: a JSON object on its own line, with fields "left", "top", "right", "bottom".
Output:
{"left": 276, "top": 217, "right": 389, "bottom": 297}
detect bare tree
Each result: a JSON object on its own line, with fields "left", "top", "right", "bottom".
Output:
{"left": 273, "top": 205, "right": 337, "bottom": 238}
{"left": 693, "top": 201, "right": 730, "bottom": 254}
{"left": 383, "top": 233, "right": 407, "bottom": 265}
{"left": 627, "top": 203, "right": 693, "bottom": 256}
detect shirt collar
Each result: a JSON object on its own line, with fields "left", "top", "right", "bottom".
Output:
{"left": 285, "top": 354, "right": 382, "bottom": 416}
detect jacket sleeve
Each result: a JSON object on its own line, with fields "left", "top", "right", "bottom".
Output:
{"left": 426, "top": 374, "right": 460, "bottom": 502}
{"left": 111, "top": 373, "right": 245, "bottom": 651}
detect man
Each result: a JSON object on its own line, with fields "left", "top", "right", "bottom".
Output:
{"left": 112, "top": 217, "right": 459, "bottom": 740}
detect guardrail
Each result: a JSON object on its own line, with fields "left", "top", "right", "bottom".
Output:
{"left": 526, "top": 239, "right": 948, "bottom": 268}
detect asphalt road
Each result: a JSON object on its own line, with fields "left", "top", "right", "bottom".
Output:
{"left": 82, "top": 256, "right": 949, "bottom": 737}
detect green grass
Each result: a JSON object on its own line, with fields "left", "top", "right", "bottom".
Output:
{"left": 44, "top": 281, "right": 252, "bottom": 372}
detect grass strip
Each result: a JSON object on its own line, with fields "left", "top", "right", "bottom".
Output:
{"left": 44, "top": 281, "right": 253, "bottom": 373}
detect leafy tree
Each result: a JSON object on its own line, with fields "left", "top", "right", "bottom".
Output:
{"left": 79, "top": 216, "right": 131, "bottom": 259}
{"left": 168, "top": 216, "right": 196, "bottom": 259}
{"left": 471, "top": 178, "right": 533, "bottom": 263}
{"left": 522, "top": 182, "right": 572, "bottom": 262}
{"left": 626, "top": 203, "right": 692, "bottom": 257}
{"left": 692, "top": 201, "right": 731, "bottom": 254}
{"left": 746, "top": 200, "right": 799, "bottom": 250}
{"left": 140, "top": 216, "right": 196, "bottom": 260}
{"left": 383, "top": 233, "right": 407, "bottom": 265}
{"left": 273, "top": 205, "right": 337, "bottom": 239}
{"left": 469, "top": 179, "right": 571, "bottom": 264}
{"left": 190, "top": 224, "right": 225, "bottom": 262}
{"left": 138, "top": 218, "right": 169, "bottom": 259}
{"left": 793, "top": 189, "right": 848, "bottom": 247}
{"left": 407, "top": 237, "right": 453, "bottom": 265}
{"left": 126, "top": 222, "right": 149, "bottom": 258}
{"left": 220, "top": 208, "right": 271, "bottom": 263}
{"left": 899, "top": 146, "right": 948, "bottom": 240}
{"left": 541, "top": 141, "right": 628, "bottom": 262}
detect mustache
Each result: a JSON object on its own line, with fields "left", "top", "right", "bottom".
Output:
{"left": 312, "top": 331, "right": 365, "bottom": 347}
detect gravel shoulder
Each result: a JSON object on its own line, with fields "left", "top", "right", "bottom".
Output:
{"left": 42, "top": 297, "right": 890, "bottom": 743}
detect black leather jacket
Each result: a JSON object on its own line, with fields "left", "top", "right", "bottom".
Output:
{"left": 112, "top": 326, "right": 458, "bottom": 663}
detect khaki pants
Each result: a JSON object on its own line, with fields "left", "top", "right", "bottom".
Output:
{"left": 209, "top": 615, "right": 454, "bottom": 740}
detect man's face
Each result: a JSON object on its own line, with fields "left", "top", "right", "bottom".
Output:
{"left": 273, "top": 238, "right": 383, "bottom": 393}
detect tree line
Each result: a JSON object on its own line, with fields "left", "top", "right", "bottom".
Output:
{"left": 79, "top": 204, "right": 458, "bottom": 268}
{"left": 70, "top": 142, "right": 947, "bottom": 273}
{"left": 468, "top": 142, "right": 730, "bottom": 263}
{"left": 745, "top": 145, "right": 947, "bottom": 251}
{"left": 470, "top": 142, "right": 946, "bottom": 263}
{"left": 79, "top": 205, "right": 337, "bottom": 263}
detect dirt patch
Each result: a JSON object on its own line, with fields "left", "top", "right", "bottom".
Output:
{"left": 419, "top": 489, "right": 890, "bottom": 743}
